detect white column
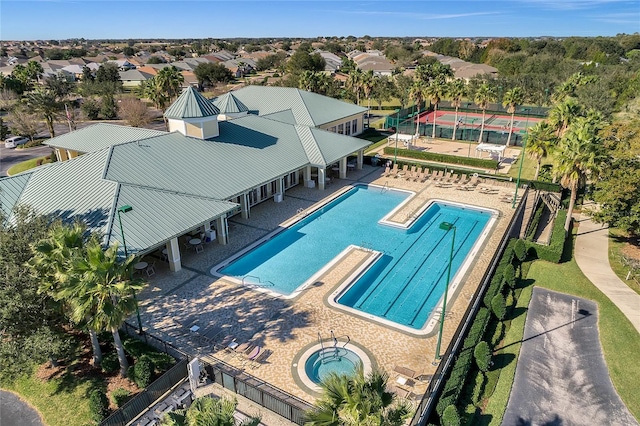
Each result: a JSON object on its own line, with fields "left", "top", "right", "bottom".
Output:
{"left": 339, "top": 157, "right": 347, "bottom": 179}
{"left": 203, "top": 221, "right": 211, "bottom": 232}
{"left": 318, "top": 168, "right": 326, "bottom": 190}
{"left": 240, "top": 193, "right": 250, "bottom": 219}
{"left": 166, "top": 238, "right": 182, "bottom": 272}
{"left": 216, "top": 216, "right": 228, "bottom": 245}
{"left": 276, "top": 177, "right": 284, "bottom": 195}
{"left": 357, "top": 149, "right": 364, "bottom": 170}
{"left": 304, "top": 165, "right": 314, "bottom": 188}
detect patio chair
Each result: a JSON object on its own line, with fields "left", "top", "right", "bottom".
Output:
{"left": 249, "top": 348, "right": 271, "bottom": 369}
{"left": 390, "top": 163, "right": 399, "bottom": 177}
{"left": 240, "top": 345, "right": 262, "bottom": 367}
{"left": 414, "top": 167, "right": 423, "bottom": 182}
{"left": 393, "top": 365, "right": 418, "bottom": 381}
{"left": 420, "top": 168, "right": 430, "bottom": 183}
{"left": 406, "top": 165, "right": 417, "bottom": 181}
{"left": 383, "top": 166, "right": 391, "bottom": 177}
{"left": 145, "top": 261, "right": 156, "bottom": 277}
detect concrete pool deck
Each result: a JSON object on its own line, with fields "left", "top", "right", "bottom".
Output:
{"left": 136, "top": 164, "right": 517, "bottom": 411}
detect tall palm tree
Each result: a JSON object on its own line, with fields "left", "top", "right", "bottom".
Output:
{"left": 474, "top": 83, "right": 496, "bottom": 143}
{"left": 553, "top": 116, "right": 605, "bottom": 233}
{"left": 361, "top": 70, "right": 376, "bottom": 127}
{"left": 424, "top": 78, "right": 448, "bottom": 139}
{"left": 299, "top": 70, "right": 320, "bottom": 92}
{"left": 161, "top": 396, "right": 260, "bottom": 426}
{"left": 548, "top": 98, "right": 582, "bottom": 138}
{"left": 347, "top": 68, "right": 363, "bottom": 105}
{"left": 526, "top": 121, "right": 556, "bottom": 180}
{"left": 304, "top": 366, "right": 412, "bottom": 426}
{"left": 156, "top": 66, "right": 185, "bottom": 101}
{"left": 29, "top": 222, "right": 104, "bottom": 366}
{"left": 23, "top": 88, "right": 59, "bottom": 138}
{"left": 140, "top": 77, "right": 169, "bottom": 111}
{"left": 502, "top": 87, "right": 525, "bottom": 147}
{"left": 409, "top": 80, "right": 426, "bottom": 136}
{"left": 447, "top": 79, "right": 467, "bottom": 141}
{"left": 72, "top": 239, "right": 145, "bottom": 377}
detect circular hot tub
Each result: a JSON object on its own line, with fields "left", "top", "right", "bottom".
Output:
{"left": 293, "top": 342, "right": 373, "bottom": 394}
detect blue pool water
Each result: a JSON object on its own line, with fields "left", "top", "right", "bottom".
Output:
{"left": 219, "top": 185, "right": 492, "bottom": 329}
{"left": 304, "top": 348, "right": 361, "bottom": 383}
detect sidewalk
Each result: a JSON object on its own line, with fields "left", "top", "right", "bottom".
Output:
{"left": 573, "top": 211, "right": 640, "bottom": 335}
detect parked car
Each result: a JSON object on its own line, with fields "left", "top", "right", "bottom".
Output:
{"left": 4, "top": 136, "right": 29, "bottom": 149}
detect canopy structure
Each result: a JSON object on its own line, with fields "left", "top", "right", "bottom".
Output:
{"left": 388, "top": 133, "right": 418, "bottom": 147}
{"left": 476, "top": 143, "right": 506, "bottom": 160}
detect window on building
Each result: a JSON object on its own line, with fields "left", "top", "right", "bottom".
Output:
{"left": 345, "top": 121, "right": 351, "bottom": 135}
{"left": 330, "top": 126, "right": 336, "bottom": 133}
{"left": 352, "top": 119, "right": 358, "bottom": 134}
{"left": 338, "top": 124, "right": 344, "bottom": 134}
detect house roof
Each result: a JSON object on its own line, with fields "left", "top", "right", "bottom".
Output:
{"left": 119, "top": 69, "right": 155, "bottom": 82}
{"left": 45, "top": 123, "right": 165, "bottom": 153}
{"left": 211, "top": 92, "right": 249, "bottom": 114}
{"left": 0, "top": 148, "right": 237, "bottom": 256}
{"left": 229, "top": 86, "right": 368, "bottom": 127}
{"left": 164, "top": 87, "right": 220, "bottom": 119}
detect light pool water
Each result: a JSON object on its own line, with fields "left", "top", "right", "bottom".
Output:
{"left": 219, "top": 185, "right": 493, "bottom": 330}
{"left": 304, "top": 348, "right": 361, "bottom": 383}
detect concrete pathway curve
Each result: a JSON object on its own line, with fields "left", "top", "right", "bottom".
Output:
{"left": 0, "top": 390, "right": 44, "bottom": 426}
{"left": 573, "top": 210, "right": 640, "bottom": 335}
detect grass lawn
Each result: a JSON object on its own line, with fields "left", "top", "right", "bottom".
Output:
{"left": 1, "top": 366, "right": 102, "bottom": 426}
{"left": 525, "top": 256, "right": 640, "bottom": 421}
{"left": 607, "top": 228, "right": 640, "bottom": 295}
{"left": 7, "top": 156, "right": 52, "bottom": 176}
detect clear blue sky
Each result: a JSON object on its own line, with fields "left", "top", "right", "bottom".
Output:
{"left": 1, "top": 1, "right": 639, "bottom": 40}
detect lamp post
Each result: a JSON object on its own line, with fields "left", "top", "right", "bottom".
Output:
{"left": 116, "top": 204, "right": 143, "bottom": 334}
{"left": 394, "top": 108, "right": 400, "bottom": 164}
{"left": 463, "top": 103, "right": 469, "bottom": 140}
{"left": 435, "top": 221, "right": 456, "bottom": 361}
{"left": 512, "top": 108, "right": 530, "bottom": 209}
{"left": 467, "top": 118, "right": 477, "bottom": 157}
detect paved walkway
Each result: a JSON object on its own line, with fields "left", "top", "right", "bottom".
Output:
{"left": 573, "top": 209, "right": 640, "bottom": 335}
{"left": 0, "top": 390, "right": 44, "bottom": 426}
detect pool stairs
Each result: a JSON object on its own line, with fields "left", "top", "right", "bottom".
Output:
{"left": 318, "top": 331, "right": 351, "bottom": 364}
{"left": 241, "top": 275, "right": 275, "bottom": 288}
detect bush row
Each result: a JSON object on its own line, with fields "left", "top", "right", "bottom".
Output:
{"left": 520, "top": 179, "right": 561, "bottom": 193}
{"left": 525, "top": 209, "right": 567, "bottom": 263}
{"left": 382, "top": 147, "right": 499, "bottom": 169}
{"left": 525, "top": 202, "right": 545, "bottom": 241}
{"left": 436, "top": 239, "right": 519, "bottom": 418}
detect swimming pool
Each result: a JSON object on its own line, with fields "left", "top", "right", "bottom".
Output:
{"left": 216, "top": 185, "right": 496, "bottom": 332}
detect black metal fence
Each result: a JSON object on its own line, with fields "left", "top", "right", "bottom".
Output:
{"left": 408, "top": 187, "right": 530, "bottom": 426}
{"left": 100, "top": 358, "right": 189, "bottom": 426}
{"left": 118, "top": 321, "right": 313, "bottom": 425}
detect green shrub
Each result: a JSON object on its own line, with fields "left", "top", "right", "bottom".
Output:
{"left": 514, "top": 239, "right": 526, "bottom": 261}
{"left": 503, "top": 264, "right": 516, "bottom": 288}
{"left": 442, "top": 404, "right": 461, "bottom": 426}
{"left": 491, "top": 293, "right": 507, "bottom": 320}
{"left": 525, "top": 203, "right": 544, "bottom": 241}
{"left": 101, "top": 352, "right": 120, "bottom": 374}
{"left": 474, "top": 341, "right": 492, "bottom": 373}
{"left": 132, "top": 355, "right": 154, "bottom": 388}
{"left": 81, "top": 98, "right": 101, "bottom": 120}
{"left": 89, "top": 389, "right": 109, "bottom": 422}
{"left": 525, "top": 209, "right": 567, "bottom": 263}
{"left": 382, "top": 147, "right": 499, "bottom": 169}
{"left": 471, "top": 372, "right": 487, "bottom": 405}
{"left": 110, "top": 387, "right": 131, "bottom": 408}
{"left": 491, "top": 321, "right": 506, "bottom": 347}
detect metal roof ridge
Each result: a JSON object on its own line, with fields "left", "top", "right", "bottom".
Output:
{"left": 103, "top": 182, "right": 121, "bottom": 248}
{"left": 117, "top": 182, "right": 238, "bottom": 204}
{"left": 293, "top": 88, "right": 317, "bottom": 126}
{"left": 295, "top": 124, "right": 326, "bottom": 165}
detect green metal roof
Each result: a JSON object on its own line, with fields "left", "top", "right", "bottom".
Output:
{"left": 0, "top": 172, "right": 33, "bottom": 219}
{"left": 164, "top": 87, "right": 220, "bottom": 119}
{"left": 212, "top": 92, "right": 249, "bottom": 114}
{"left": 45, "top": 123, "right": 165, "bottom": 153}
{"left": 230, "top": 86, "right": 368, "bottom": 126}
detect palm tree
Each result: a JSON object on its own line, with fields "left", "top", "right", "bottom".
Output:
{"left": 447, "top": 79, "right": 467, "bottom": 140}
{"left": 304, "top": 365, "right": 412, "bottom": 426}
{"left": 156, "top": 66, "right": 185, "bottom": 101}
{"left": 23, "top": 88, "right": 59, "bottom": 138}
{"left": 299, "top": 70, "right": 320, "bottom": 92}
{"left": 424, "top": 78, "right": 448, "bottom": 139}
{"left": 140, "top": 77, "right": 169, "bottom": 111}
{"left": 553, "top": 116, "right": 605, "bottom": 233}
{"left": 526, "top": 121, "right": 556, "bottom": 180}
{"left": 548, "top": 98, "right": 583, "bottom": 139}
{"left": 502, "top": 87, "right": 525, "bottom": 147}
{"left": 474, "top": 83, "right": 496, "bottom": 143}
{"left": 361, "top": 70, "right": 376, "bottom": 127}
{"left": 347, "top": 68, "right": 363, "bottom": 105}
{"left": 29, "top": 222, "right": 104, "bottom": 366}
{"left": 72, "top": 239, "right": 145, "bottom": 377}
{"left": 409, "top": 80, "right": 426, "bottom": 136}
{"left": 161, "top": 396, "right": 261, "bottom": 426}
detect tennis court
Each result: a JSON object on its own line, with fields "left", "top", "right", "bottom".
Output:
{"left": 419, "top": 110, "right": 540, "bottom": 132}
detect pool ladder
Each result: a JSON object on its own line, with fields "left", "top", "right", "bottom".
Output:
{"left": 242, "top": 275, "right": 275, "bottom": 288}
{"left": 318, "top": 331, "right": 351, "bottom": 364}
{"left": 381, "top": 181, "right": 389, "bottom": 193}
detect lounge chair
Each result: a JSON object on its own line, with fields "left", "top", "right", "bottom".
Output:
{"left": 414, "top": 167, "right": 423, "bottom": 182}
{"left": 420, "top": 168, "right": 430, "bottom": 182}
{"left": 383, "top": 166, "right": 391, "bottom": 177}
{"left": 390, "top": 163, "right": 399, "bottom": 177}
{"left": 406, "top": 165, "right": 417, "bottom": 181}
{"left": 249, "top": 348, "right": 271, "bottom": 369}
{"left": 241, "top": 345, "right": 262, "bottom": 367}
{"left": 393, "top": 365, "right": 418, "bottom": 381}
{"left": 397, "top": 164, "right": 409, "bottom": 178}
{"left": 388, "top": 384, "right": 414, "bottom": 400}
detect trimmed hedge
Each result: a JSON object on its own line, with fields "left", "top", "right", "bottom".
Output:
{"left": 525, "top": 202, "right": 545, "bottom": 241}
{"left": 525, "top": 209, "right": 567, "bottom": 263}
{"left": 89, "top": 389, "right": 109, "bottom": 423}
{"left": 110, "top": 388, "right": 131, "bottom": 408}
{"left": 520, "top": 179, "right": 561, "bottom": 192}
{"left": 442, "top": 405, "right": 461, "bottom": 426}
{"left": 491, "top": 294, "right": 507, "bottom": 320}
{"left": 474, "top": 341, "right": 492, "bottom": 373}
{"left": 382, "top": 147, "right": 499, "bottom": 169}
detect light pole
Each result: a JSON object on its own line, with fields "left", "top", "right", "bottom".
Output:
{"left": 467, "top": 118, "right": 477, "bottom": 157}
{"left": 463, "top": 103, "right": 469, "bottom": 140}
{"left": 512, "top": 108, "right": 530, "bottom": 209}
{"left": 394, "top": 109, "right": 400, "bottom": 165}
{"left": 116, "top": 204, "right": 143, "bottom": 334}
{"left": 435, "top": 221, "right": 456, "bottom": 361}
